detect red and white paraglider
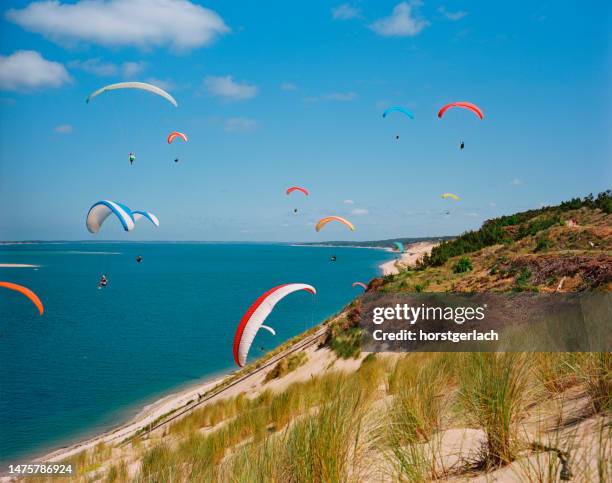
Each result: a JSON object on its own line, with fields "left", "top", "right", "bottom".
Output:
{"left": 352, "top": 282, "right": 367, "bottom": 290}
{"left": 232, "top": 284, "right": 316, "bottom": 367}
{"left": 167, "top": 131, "right": 188, "bottom": 144}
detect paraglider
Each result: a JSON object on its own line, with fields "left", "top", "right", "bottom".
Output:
{"left": 437, "top": 102, "right": 483, "bottom": 120}
{"left": 167, "top": 131, "right": 188, "bottom": 144}
{"left": 441, "top": 193, "right": 461, "bottom": 201}
{"left": 136, "top": 256, "right": 142, "bottom": 263}
{"left": 315, "top": 216, "right": 355, "bottom": 232}
{"left": 460, "top": 141, "right": 465, "bottom": 150}
{"left": 132, "top": 211, "right": 160, "bottom": 227}
{"left": 330, "top": 255, "right": 337, "bottom": 262}
{"left": 0, "top": 281, "right": 44, "bottom": 315}
{"left": 287, "top": 186, "right": 308, "bottom": 213}
{"left": 233, "top": 284, "right": 316, "bottom": 367}
{"left": 383, "top": 107, "right": 413, "bottom": 140}
{"left": 260, "top": 325, "right": 276, "bottom": 336}
{"left": 86, "top": 200, "right": 135, "bottom": 233}
{"left": 382, "top": 107, "right": 415, "bottom": 119}
{"left": 286, "top": 186, "right": 309, "bottom": 196}
{"left": 174, "top": 158, "right": 179, "bottom": 163}
{"left": 86, "top": 82, "right": 178, "bottom": 107}
{"left": 98, "top": 275, "right": 108, "bottom": 289}
{"left": 129, "top": 153, "right": 136, "bottom": 164}
{"left": 352, "top": 282, "right": 367, "bottom": 290}
{"left": 393, "top": 241, "right": 405, "bottom": 253}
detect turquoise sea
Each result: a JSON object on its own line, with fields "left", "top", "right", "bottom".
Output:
{"left": 0, "top": 243, "right": 393, "bottom": 463}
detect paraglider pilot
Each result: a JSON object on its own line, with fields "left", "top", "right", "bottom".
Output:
{"left": 98, "top": 274, "right": 108, "bottom": 288}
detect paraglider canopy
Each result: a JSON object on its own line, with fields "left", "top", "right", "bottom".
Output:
{"left": 167, "top": 131, "right": 188, "bottom": 144}
{"left": 315, "top": 216, "right": 355, "bottom": 232}
{"left": 286, "top": 186, "right": 309, "bottom": 196}
{"left": 132, "top": 211, "right": 160, "bottom": 227}
{"left": 233, "top": 284, "right": 316, "bottom": 367}
{"left": 437, "top": 102, "right": 483, "bottom": 120}
{"left": 393, "top": 241, "right": 405, "bottom": 253}
{"left": 260, "top": 325, "right": 276, "bottom": 336}
{"left": 86, "top": 200, "right": 135, "bottom": 234}
{"left": 352, "top": 282, "right": 367, "bottom": 290}
{"left": 0, "top": 281, "right": 44, "bottom": 315}
{"left": 382, "top": 106, "right": 414, "bottom": 119}
{"left": 441, "top": 193, "right": 461, "bottom": 201}
{"left": 86, "top": 81, "right": 178, "bottom": 107}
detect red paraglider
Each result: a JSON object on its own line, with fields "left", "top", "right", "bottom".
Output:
{"left": 0, "top": 281, "right": 44, "bottom": 315}
{"left": 437, "top": 102, "right": 484, "bottom": 120}
{"left": 352, "top": 282, "right": 367, "bottom": 290}
{"left": 286, "top": 186, "right": 309, "bottom": 196}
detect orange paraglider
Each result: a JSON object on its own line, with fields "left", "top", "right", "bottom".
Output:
{"left": 315, "top": 216, "right": 355, "bottom": 232}
{"left": 0, "top": 281, "right": 44, "bottom": 315}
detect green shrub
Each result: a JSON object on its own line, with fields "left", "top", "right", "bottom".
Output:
{"left": 264, "top": 352, "right": 308, "bottom": 382}
{"left": 534, "top": 237, "right": 550, "bottom": 252}
{"left": 453, "top": 256, "right": 473, "bottom": 273}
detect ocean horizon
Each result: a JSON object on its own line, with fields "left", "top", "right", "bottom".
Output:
{"left": 0, "top": 242, "right": 394, "bottom": 463}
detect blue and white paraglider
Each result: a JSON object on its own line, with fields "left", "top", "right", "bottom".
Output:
{"left": 86, "top": 201, "right": 159, "bottom": 233}
{"left": 132, "top": 211, "right": 160, "bottom": 227}
{"left": 86, "top": 200, "right": 135, "bottom": 233}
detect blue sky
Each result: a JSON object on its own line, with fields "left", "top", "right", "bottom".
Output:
{"left": 0, "top": 0, "right": 610, "bottom": 241}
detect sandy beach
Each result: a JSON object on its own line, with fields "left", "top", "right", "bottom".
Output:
{"left": 0, "top": 264, "right": 39, "bottom": 268}
{"left": 379, "top": 241, "right": 437, "bottom": 275}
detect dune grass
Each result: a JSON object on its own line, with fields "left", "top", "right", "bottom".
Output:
{"left": 264, "top": 351, "right": 308, "bottom": 382}
{"left": 457, "top": 352, "right": 532, "bottom": 469}
{"left": 384, "top": 353, "right": 456, "bottom": 480}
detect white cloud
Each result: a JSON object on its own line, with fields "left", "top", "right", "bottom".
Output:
{"left": 54, "top": 124, "right": 73, "bottom": 134}
{"left": 343, "top": 199, "right": 355, "bottom": 205}
{"left": 69, "top": 58, "right": 146, "bottom": 77}
{"left": 0, "top": 50, "right": 71, "bottom": 91}
{"left": 280, "top": 82, "right": 297, "bottom": 91}
{"left": 370, "top": 1, "right": 429, "bottom": 37}
{"left": 351, "top": 208, "right": 369, "bottom": 216}
{"left": 510, "top": 178, "right": 523, "bottom": 186}
{"left": 145, "top": 77, "right": 175, "bottom": 91}
{"left": 323, "top": 91, "right": 357, "bottom": 101}
{"left": 225, "top": 117, "right": 258, "bottom": 133}
{"left": 332, "top": 4, "right": 361, "bottom": 20}
{"left": 6, "top": 0, "right": 229, "bottom": 51}
{"left": 122, "top": 61, "right": 146, "bottom": 77}
{"left": 204, "top": 75, "right": 258, "bottom": 100}
{"left": 437, "top": 6, "right": 467, "bottom": 21}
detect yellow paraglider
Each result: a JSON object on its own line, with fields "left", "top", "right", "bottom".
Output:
{"left": 441, "top": 193, "right": 461, "bottom": 201}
